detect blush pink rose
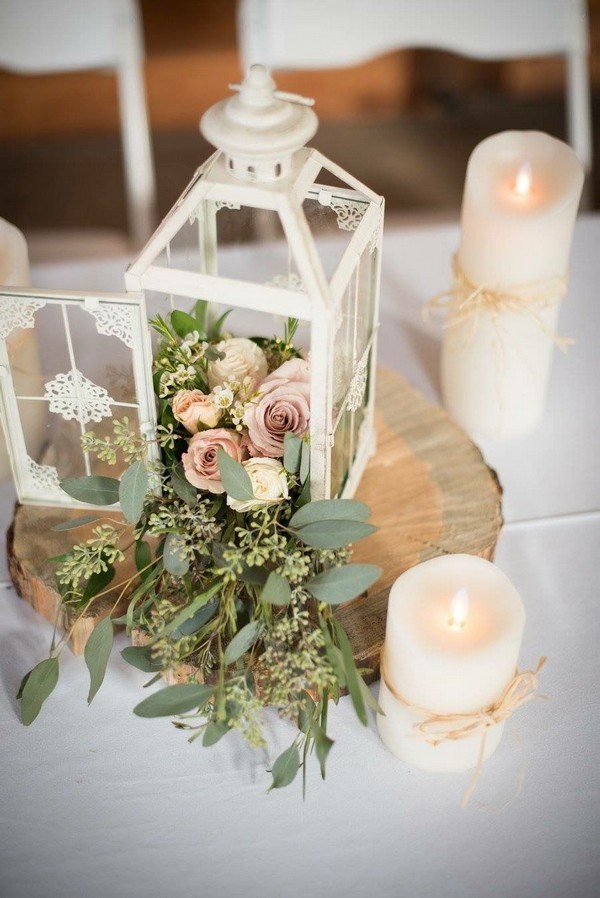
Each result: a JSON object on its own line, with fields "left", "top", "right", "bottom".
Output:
{"left": 172, "top": 389, "right": 221, "bottom": 433}
{"left": 181, "top": 428, "right": 245, "bottom": 493}
{"left": 243, "top": 357, "right": 310, "bottom": 458}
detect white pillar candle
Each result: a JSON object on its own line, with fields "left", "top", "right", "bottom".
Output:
{"left": 441, "top": 131, "right": 584, "bottom": 441}
{"left": 0, "top": 218, "right": 47, "bottom": 481}
{"left": 377, "top": 554, "right": 525, "bottom": 773}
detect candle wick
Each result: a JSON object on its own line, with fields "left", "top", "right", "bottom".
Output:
{"left": 448, "top": 615, "right": 466, "bottom": 631}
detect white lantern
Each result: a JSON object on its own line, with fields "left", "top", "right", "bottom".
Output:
{"left": 125, "top": 65, "right": 384, "bottom": 500}
{"left": 0, "top": 66, "right": 383, "bottom": 508}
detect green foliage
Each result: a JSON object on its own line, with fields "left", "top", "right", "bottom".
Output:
{"left": 170, "top": 463, "right": 198, "bottom": 506}
{"left": 289, "top": 499, "right": 370, "bottom": 529}
{"left": 163, "top": 533, "right": 190, "bottom": 577}
{"left": 283, "top": 432, "right": 303, "bottom": 475}
{"left": 291, "top": 519, "right": 377, "bottom": 550}
{"left": 60, "top": 475, "right": 120, "bottom": 506}
{"left": 119, "top": 461, "right": 148, "bottom": 524}
{"left": 20, "top": 657, "right": 59, "bottom": 725}
{"left": 121, "top": 644, "right": 162, "bottom": 673}
{"left": 51, "top": 514, "right": 100, "bottom": 532}
{"left": 261, "top": 571, "right": 292, "bottom": 606}
{"left": 306, "top": 563, "right": 381, "bottom": 604}
{"left": 224, "top": 620, "right": 263, "bottom": 665}
{"left": 269, "top": 743, "right": 301, "bottom": 790}
{"left": 134, "top": 683, "right": 214, "bottom": 718}
{"left": 217, "top": 448, "right": 254, "bottom": 500}
{"left": 171, "top": 309, "right": 202, "bottom": 339}
{"left": 84, "top": 617, "right": 114, "bottom": 704}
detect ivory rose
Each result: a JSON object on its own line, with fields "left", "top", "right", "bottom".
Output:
{"left": 172, "top": 389, "right": 221, "bottom": 433}
{"left": 207, "top": 337, "right": 268, "bottom": 390}
{"left": 243, "top": 357, "right": 310, "bottom": 458}
{"left": 182, "top": 428, "right": 245, "bottom": 493}
{"left": 227, "top": 458, "right": 289, "bottom": 512}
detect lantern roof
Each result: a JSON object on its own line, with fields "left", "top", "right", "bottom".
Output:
{"left": 200, "top": 65, "right": 318, "bottom": 182}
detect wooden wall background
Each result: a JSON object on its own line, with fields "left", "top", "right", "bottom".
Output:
{"left": 1, "top": 0, "right": 600, "bottom": 141}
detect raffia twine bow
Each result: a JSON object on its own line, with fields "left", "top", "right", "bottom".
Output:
{"left": 380, "top": 653, "right": 547, "bottom": 807}
{"left": 425, "top": 253, "right": 573, "bottom": 353}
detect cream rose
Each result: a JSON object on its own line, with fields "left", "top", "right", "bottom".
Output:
{"left": 181, "top": 428, "right": 245, "bottom": 493}
{"left": 207, "top": 337, "right": 268, "bottom": 390}
{"left": 243, "top": 357, "right": 310, "bottom": 458}
{"left": 172, "top": 389, "right": 221, "bottom": 433}
{"left": 227, "top": 458, "right": 289, "bottom": 512}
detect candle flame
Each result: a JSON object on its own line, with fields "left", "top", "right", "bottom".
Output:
{"left": 448, "top": 587, "right": 469, "bottom": 630}
{"left": 513, "top": 160, "right": 533, "bottom": 197}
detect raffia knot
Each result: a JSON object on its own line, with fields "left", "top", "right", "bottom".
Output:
{"left": 424, "top": 253, "right": 573, "bottom": 352}
{"left": 380, "top": 654, "right": 547, "bottom": 806}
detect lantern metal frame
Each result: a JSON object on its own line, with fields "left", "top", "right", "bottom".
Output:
{"left": 125, "top": 147, "right": 384, "bottom": 500}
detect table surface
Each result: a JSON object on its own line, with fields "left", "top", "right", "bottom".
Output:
{"left": 1, "top": 215, "right": 599, "bottom": 898}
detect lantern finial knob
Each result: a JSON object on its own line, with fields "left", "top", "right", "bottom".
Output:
{"left": 200, "top": 65, "right": 318, "bottom": 182}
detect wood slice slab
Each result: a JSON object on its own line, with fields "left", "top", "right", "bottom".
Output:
{"left": 7, "top": 368, "right": 502, "bottom": 668}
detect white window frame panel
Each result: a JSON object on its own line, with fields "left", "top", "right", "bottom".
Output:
{"left": 0, "top": 287, "right": 158, "bottom": 508}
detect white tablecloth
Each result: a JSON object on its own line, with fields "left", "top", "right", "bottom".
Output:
{"left": 1, "top": 216, "right": 599, "bottom": 898}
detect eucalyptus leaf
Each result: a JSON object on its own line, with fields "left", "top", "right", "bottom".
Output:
{"left": 119, "top": 461, "right": 148, "bottom": 524}
{"left": 289, "top": 499, "right": 371, "bottom": 529}
{"left": 144, "top": 580, "right": 223, "bottom": 646}
{"left": 121, "top": 644, "right": 161, "bottom": 673}
{"left": 82, "top": 563, "right": 115, "bottom": 604}
{"left": 174, "top": 596, "right": 219, "bottom": 636}
{"left": 238, "top": 563, "right": 268, "bottom": 587}
{"left": 269, "top": 743, "right": 300, "bottom": 790}
{"left": 298, "top": 693, "right": 317, "bottom": 733}
{"left": 84, "top": 617, "right": 114, "bottom": 704}
{"left": 60, "top": 475, "right": 120, "bottom": 506}
{"left": 163, "top": 532, "right": 189, "bottom": 577}
{"left": 261, "top": 571, "right": 291, "bottom": 606}
{"left": 20, "top": 657, "right": 59, "bottom": 726}
{"left": 333, "top": 621, "right": 368, "bottom": 726}
{"left": 135, "top": 540, "right": 152, "bottom": 581}
{"left": 283, "top": 432, "right": 303, "bottom": 474}
{"left": 51, "top": 514, "right": 100, "bottom": 532}
{"left": 217, "top": 448, "right": 254, "bottom": 501}
{"left": 224, "top": 619, "right": 263, "bottom": 665}
{"left": 318, "top": 620, "right": 346, "bottom": 688}
{"left": 359, "top": 677, "right": 384, "bottom": 716}
{"left": 170, "top": 463, "right": 198, "bottom": 507}
{"left": 292, "top": 519, "right": 376, "bottom": 550}
{"left": 134, "top": 683, "right": 215, "bottom": 718}
{"left": 296, "top": 474, "right": 311, "bottom": 508}
{"left": 311, "top": 722, "right": 334, "bottom": 779}
{"left": 306, "top": 563, "right": 381, "bottom": 605}
{"left": 202, "top": 721, "right": 229, "bottom": 747}
{"left": 16, "top": 670, "right": 31, "bottom": 700}
{"left": 299, "top": 439, "right": 310, "bottom": 484}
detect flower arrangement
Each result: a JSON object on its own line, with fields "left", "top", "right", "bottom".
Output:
{"left": 18, "top": 302, "right": 381, "bottom": 791}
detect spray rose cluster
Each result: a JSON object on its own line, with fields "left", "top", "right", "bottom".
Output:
{"left": 169, "top": 334, "right": 310, "bottom": 509}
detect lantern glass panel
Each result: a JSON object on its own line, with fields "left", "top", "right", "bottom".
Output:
{"left": 166, "top": 215, "right": 202, "bottom": 274}
{"left": 212, "top": 204, "right": 302, "bottom": 289}
{"left": 0, "top": 289, "right": 157, "bottom": 507}
{"left": 301, "top": 168, "right": 371, "bottom": 281}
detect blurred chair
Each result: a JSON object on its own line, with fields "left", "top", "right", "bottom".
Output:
{"left": 0, "top": 0, "right": 156, "bottom": 260}
{"left": 238, "top": 0, "right": 592, "bottom": 177}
